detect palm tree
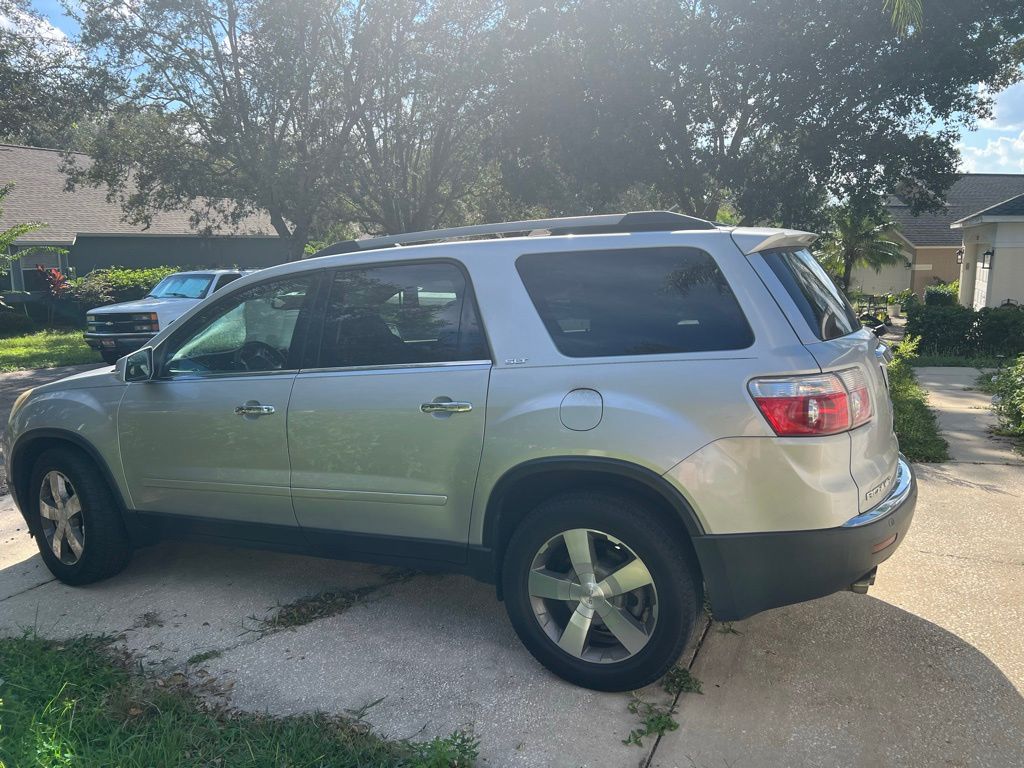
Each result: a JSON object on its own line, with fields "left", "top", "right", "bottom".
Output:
{"left": 818, "top": 205, "right": 908, "bottom": 292}
{"left": 885, "top": 0, "right": 923, "bottom": 35}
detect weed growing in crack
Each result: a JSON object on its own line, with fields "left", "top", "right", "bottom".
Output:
{"left": 662, "top": 665, "right": 703, "bottom": 696}
{"left": 260, "top": 569, "right": 417, "bottom": 633}
{"left": 186, "top": 649, "right": 223, "bottom": 665}
{"left": 622, "top": 694, "right": 679, "bottom": 746}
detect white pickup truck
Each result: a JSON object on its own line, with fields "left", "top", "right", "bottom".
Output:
{"left": 84, "top": 270, "right": 251, "bottom": 363}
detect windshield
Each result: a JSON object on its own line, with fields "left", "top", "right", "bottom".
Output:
{"left": 148, "top": 274, "right": 214, "bottom": 299}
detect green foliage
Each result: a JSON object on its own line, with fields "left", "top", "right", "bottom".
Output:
{"left": 906, "top": 304, "right": 1024, "bottom": 357}
{"left": 990, "top": 355, "right": 1024, "bottom": 438}
{"left": 498, "top": 0, "right": 1023, "bottom": 224}
{"left": 892, "top": 289, "right": 918, "bottom": 308}
{"left": 69, "top": 266, "right": 180, "bottom": 307}
{"left": 622, "top": 694, "right": 678, "bottom": 747}
{"left": 0, "top": 633, "right": 478, "bottom": 767}
{"left": 889, "top": 336, "right": 950, "bottom": 462}
{"left": 662, "top": 666, "right": 703, "bottom": 696}
{"left": 0, "top": 310, "right": 37, "bottom": 338}
{"left": 817, "top": 198, "right": 907, "bottom": 289}
{"left": 0, "top": 330, "right": 97, "bottom": 371}
{"left": 924, "top": 281, "right": 958, "bottom": 306}
{"left": 0, "top": 0, "right": 115, "bottom": 148}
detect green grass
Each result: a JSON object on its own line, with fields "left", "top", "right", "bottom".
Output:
{"left": 890, "top": 341, "right": 950, "bottom": 463}
{"left": 0, "top": 634, "right": 478, "bottom": 768}
{"left": 0, "top": 330, "right": 97, "bottom": 372}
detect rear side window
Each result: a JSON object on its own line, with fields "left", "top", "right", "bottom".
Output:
{"left": 761, "top": 248, "right": 859, "bottom": 341}
{"left": 516, "top": 248, "right": 753, "bottom": 358}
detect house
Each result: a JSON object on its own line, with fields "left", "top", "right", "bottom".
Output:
{"left": 0, "top": 143, "right": 288, "bottom": 294}
{"left": 952, "top": 192, "right": 1024, "bottom": 309}
{"left": 850, "top": 173, "right": 1024, "bottom": 298}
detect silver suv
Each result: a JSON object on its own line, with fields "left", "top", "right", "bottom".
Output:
{"left": 4, "top": 212, "right": 916, "bottom": 691}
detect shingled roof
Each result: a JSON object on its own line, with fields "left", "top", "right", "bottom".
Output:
{"left": 951, "top": 191, "right": 1024, "bottom": 227}
{"left": 0, "top": 143, "right": 277, "bottom": 245}
{"left": 888, "top": 173, "right": 1024, "bottom": 246}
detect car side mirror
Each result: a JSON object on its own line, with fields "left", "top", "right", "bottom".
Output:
{"left": 121, "top": 347, "right": 154, "bottom": 382}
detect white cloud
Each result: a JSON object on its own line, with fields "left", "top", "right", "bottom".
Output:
{"left": 979, "top": 80, "right": 1024, "bottom": 132}
{"left": 0, "top": 6, "right": 67, "bottom": 43}
{"left": 959, "top": 129, "right": 1024, "bottom": 173}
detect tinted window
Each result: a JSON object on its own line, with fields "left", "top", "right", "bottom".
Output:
{"left": 761, "top": 248, "right": 859, "bottom": 341}
{"left": 318, "top": 262, "right": 487, "bottom": 368}
{"left": 164, "top": 275, "right": 314, "bottom": 376}
{"left": 213, "top": 273, "right": 241, "bottom": 291}
{"left": 516, "top": 248, "right": 753, "bottom": 357}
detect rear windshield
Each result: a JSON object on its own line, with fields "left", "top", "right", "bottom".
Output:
{"left": 516, "top": 247, "right": 754, "bottom": 358}
{"left": 760, "top": 248, "right": 859, "bottom": 341}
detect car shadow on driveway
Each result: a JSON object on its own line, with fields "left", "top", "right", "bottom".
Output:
{"left": 2, "top": 541, "right": 1022, "bottom": 768}
{"left": 654, "top": 592, "right": 1024, "bottom": 768}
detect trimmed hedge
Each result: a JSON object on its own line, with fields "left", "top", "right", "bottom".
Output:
{"left": 906, "top": 304, "right": 1024, "bottom": 356}
{"left": 0, "top": 310, "right": 38, "bottom": 338}
{"left": 69, "top": 266, "right": 180, "bottom": 307}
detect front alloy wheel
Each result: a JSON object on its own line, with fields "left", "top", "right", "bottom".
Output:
{"left": 528, "top": 528, "right": 658, "bottom": 663}
{"left": 39, "top": 470, "right": 85, "bottom": 564}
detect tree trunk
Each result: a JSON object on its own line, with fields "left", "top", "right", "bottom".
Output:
{"left": 842, "top": 257, "right": 854, "bottom": 292}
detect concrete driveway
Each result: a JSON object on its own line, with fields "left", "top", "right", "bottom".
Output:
{"left": 1, "top": 366, "right": 1022, "bottom": 767}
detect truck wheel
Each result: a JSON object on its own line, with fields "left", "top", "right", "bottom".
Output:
{"left": 502, "top": 491, "right": 700, "bottom": 691}
{"left": 29, "top": 447, "right": 132, "bottom": 585}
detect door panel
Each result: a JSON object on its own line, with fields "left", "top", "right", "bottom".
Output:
{"left": 118, "top": 272, "right": 317, "bottom": 526}
{"left": 288, "top": 364, "right": 490, "bottom": 543}
{"left": 119, "top": 375, "right": 298, "bottom": 525}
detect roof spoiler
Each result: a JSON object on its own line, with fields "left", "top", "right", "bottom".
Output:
{"left": 731, "top": 229, "right": 818, "bottom": 255}
{"left": 309, "top": 211, "right": 717, "bottom": 258}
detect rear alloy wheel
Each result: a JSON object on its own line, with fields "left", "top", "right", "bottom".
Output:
{"left": 503, "top": 492, "right": 700, "bottom": 691}
{"left": 528, "top": 528, "right": 658, "bottom": 663}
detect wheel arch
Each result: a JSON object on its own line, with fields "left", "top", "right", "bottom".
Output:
{"left": 9, "top": 429, "right": 132, "bottom": 536}
{"left": 479, "top": 457, "right": 707, "bottom": 594}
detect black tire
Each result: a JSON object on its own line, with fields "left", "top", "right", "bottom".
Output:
{"left": 502, "top": 491, "right": 701, "bottom": 691}
{"left": 29, "top": 446, "right": 132, "bottom": 585}
{"left": 100, "top": 350, "right": 121, "bottom": 364}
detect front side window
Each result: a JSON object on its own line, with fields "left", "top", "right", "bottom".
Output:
{"left": 149, "top": 274, "right": 214, "bottom": 299}
{"left": 318, "top": 262, "right": 487, "bottom": 368}
{"left": 760, "top": 248, "right": 859, "bottom": 341}
{"left": 516, "top": 247, "right": 754, "bottom": 357}
{"left": 163, "top": 275, "right": 314, "bottom": 376}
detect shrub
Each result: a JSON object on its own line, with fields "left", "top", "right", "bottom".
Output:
{"left": 906, "top": 304, "right": 1024, "bottom": 357}
{"left": 892, "top": 288, "right": 918, "bottom": 308}
{"left": 0, "top": 309, "right": 37, "bottom": 338}
{"left": 69, "top": 265, "right": 180, "bottom": 307}
{"left": 888, "top": 335, "right": 949, "bottom": 462}
{"left": 924, "top": 281, "right": 958, "bottom": 306}
{"left": 991, "top": 354, "right": 1024, "bottom": 438}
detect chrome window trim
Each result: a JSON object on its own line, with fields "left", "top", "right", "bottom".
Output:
{"left": 297, "top": 359, "right": 492, "bottom": 375}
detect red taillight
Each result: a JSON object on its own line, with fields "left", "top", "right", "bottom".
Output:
{"left": 749, "top": 369, "right": 872, "bottom": 436}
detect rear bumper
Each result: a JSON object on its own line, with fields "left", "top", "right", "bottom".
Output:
{"left": 693, "top": 456, "right": 916, "bottom": 621}
{"left": 84, "top": 333, "right": 155, "bottom": 354}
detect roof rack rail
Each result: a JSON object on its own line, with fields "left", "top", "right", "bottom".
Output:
{"left": 309, "top": 210, "right": 716, "bottom": 258}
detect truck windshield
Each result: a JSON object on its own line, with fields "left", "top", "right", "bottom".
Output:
{"left": 148, "top": 274, "right": 214, "bottom": 299}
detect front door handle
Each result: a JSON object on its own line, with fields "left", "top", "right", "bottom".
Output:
{"left": 421, "top": 401, "right": 473, "bottom": 414}
{"left": 235, "top": 403, "right": 276, "bottom": 416}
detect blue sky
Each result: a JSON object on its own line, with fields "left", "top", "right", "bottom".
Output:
{"left": 25, "top": 2, "right": 1024, "bottom": 174}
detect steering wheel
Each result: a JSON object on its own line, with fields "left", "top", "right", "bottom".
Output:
{"left": 233, "top": 340, "right": 286, "bottom": 371}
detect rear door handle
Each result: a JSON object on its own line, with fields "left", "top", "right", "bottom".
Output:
{"left": 235, "top": 404, "right": 276, "bottom": 416}
{"left": 420, "top": 401, "right": 473, "bottom": 414}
